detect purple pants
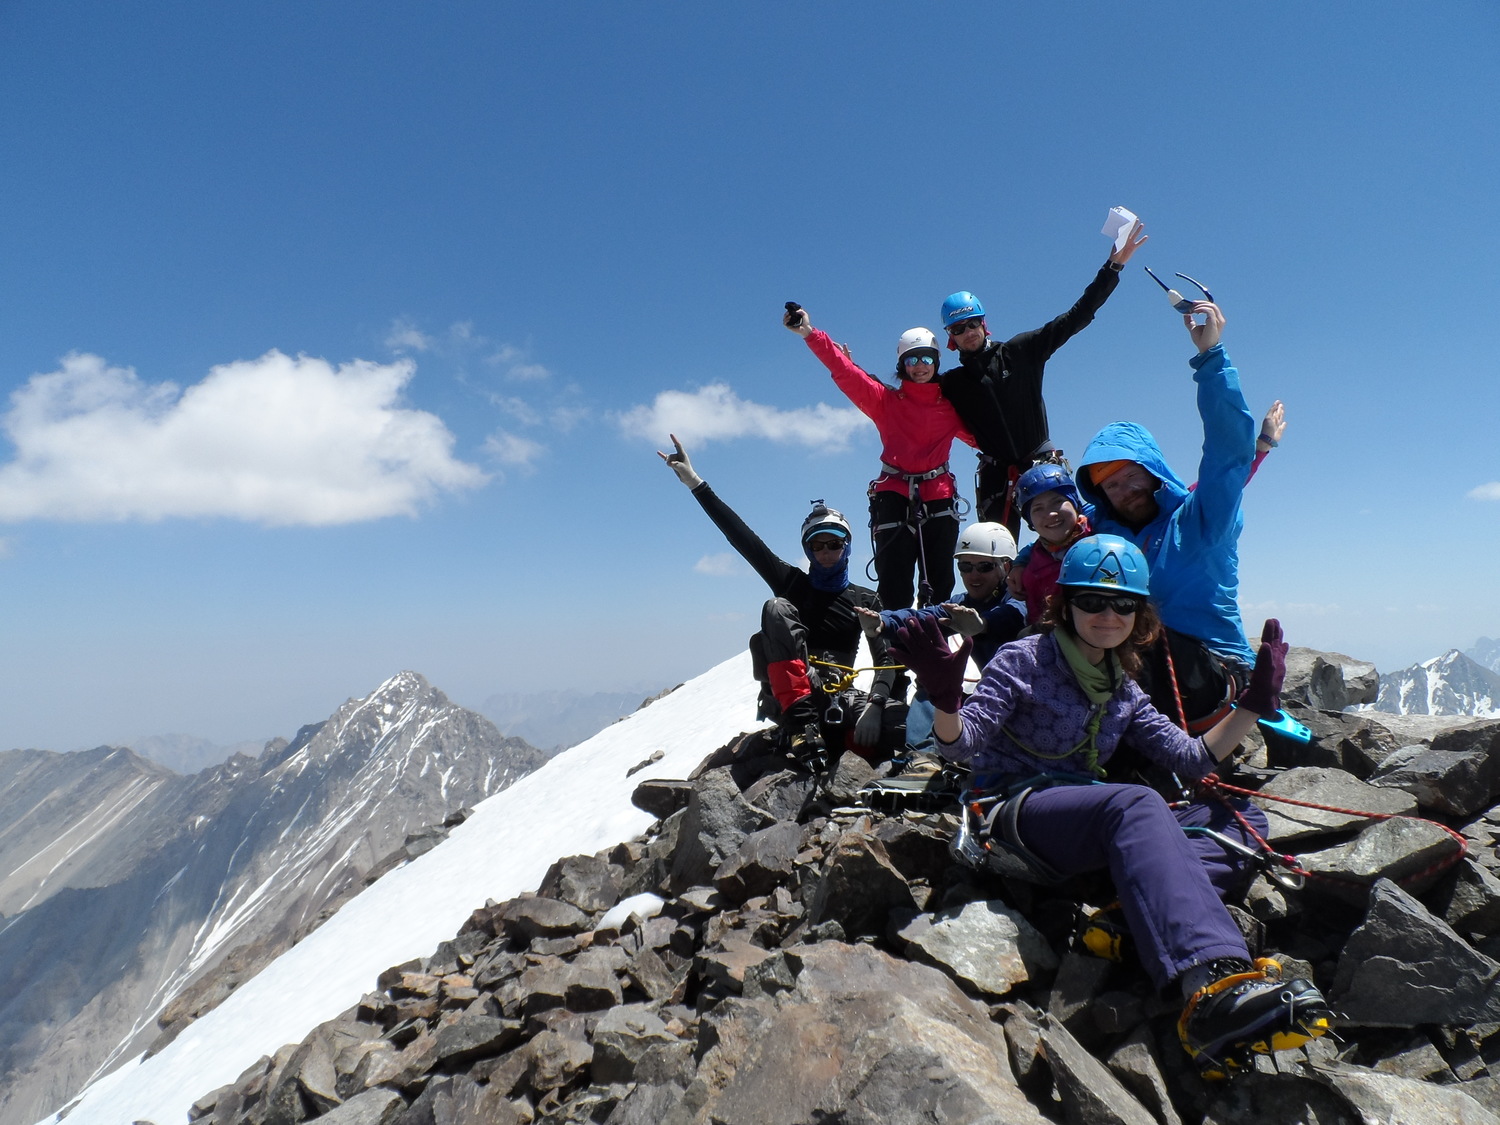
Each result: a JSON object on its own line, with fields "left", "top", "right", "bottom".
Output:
{"left": 1017, "top": 783, "right": 1265, "bottom": 989}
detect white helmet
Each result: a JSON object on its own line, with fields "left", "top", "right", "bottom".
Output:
{"left": 801, "top": 500, "right": 852, "bottom": 545}
{"left": 954, "top": 521, "right": 1017, "bottom": 562}
{"left": 895, "top": 327, "right": 939, "bottom": 365}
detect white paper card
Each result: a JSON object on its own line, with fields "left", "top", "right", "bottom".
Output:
{"left": 1102, "top": 206, "right": 1138, "bottom": 253}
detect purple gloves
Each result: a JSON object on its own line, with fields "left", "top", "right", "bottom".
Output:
{"left": 1237, "top": 619, "right": 1288, "bottom": 716}
{"left": 890, "top": 616, "right": 971, "bottom": 714}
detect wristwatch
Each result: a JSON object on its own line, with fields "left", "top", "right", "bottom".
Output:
{"left": 1105, "top": 260, "right": 1124, "bottom": 273}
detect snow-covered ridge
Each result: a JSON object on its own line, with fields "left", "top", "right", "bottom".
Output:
{"left": 47, "top": 652, "right": 763, "bottom": 1125}
{"left": 1367, "top": 649, "right": 1500, "bottom": 718}
{"left": 3, "top": 672, "right": 548, "bottom": 1125}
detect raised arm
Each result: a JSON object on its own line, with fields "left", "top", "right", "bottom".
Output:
{"left": 658, "top": 434, "right": 799, "bottom": 593}
{"left": 1179, "top": 303, "right": 1255, "bottom": 547}
{"left": 1016, "top": 218, "right": 1146, "bottom": 361}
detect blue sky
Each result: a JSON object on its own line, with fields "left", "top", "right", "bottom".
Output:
{"left": 2, "top": 2, "right": 1497, "bottom": 751}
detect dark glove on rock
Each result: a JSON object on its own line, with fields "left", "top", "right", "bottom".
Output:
{"left": 1237, "top": 618, "right": 1287, "bottom": 716}
{"left": 889, "top": 616, "right": 970, "bottom": 714}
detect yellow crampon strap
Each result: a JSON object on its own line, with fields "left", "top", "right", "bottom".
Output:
{"left": 808, "top": 657, "right": 906, "bottom": 694}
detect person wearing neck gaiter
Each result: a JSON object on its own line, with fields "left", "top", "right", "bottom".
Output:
{"left": 658, "top": 436, "right": 901, "bottom": 772}
{"left": 891, "top": 534, "right": 1331, "bottom": 1079}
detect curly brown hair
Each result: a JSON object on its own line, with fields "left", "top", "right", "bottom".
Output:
{"left": 1040, "top": 588, "right": 1162, "bottom": 679}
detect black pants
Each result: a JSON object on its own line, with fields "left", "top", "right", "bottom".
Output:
{"left": 869, "top": 491, "right": 959, "bottom": 610}
{"left": 748, "top": 598, "right": 907, "bottom": 755}
{"left": 975, "top": 461, "right": 1025, "bottom": 541}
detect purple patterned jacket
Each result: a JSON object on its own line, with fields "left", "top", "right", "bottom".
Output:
{"left": 937, "top": 633, "right": 1216, "bottom": 781}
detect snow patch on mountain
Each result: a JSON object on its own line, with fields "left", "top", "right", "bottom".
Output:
{"left": 1367, "top": 649, "right": 1500, "bottom": 718}
{"left": 47, "top": 652, "right": 764, "bottom": 1125}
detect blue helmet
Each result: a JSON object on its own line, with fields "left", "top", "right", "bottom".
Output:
{"left": 1058, "top": 535, "right": 1149, "bottom": 597}
{"left": 1015, "top": 463, "right": 1082, "bottom": 530}
{"left": 941, "top": 291, "right": 985, "bottom": 329}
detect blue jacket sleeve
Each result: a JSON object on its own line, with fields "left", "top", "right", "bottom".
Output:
{"left": 1177, "top": 345, "right": 1256, "bottom": 548}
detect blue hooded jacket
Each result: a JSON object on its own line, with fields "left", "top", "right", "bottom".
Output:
{"left": 1076, "top": 345, "right": 1255, "bottom": 665}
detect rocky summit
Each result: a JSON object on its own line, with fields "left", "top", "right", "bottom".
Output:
{"left": 183, "top": 649, "right": 1500, "bottom": 1125}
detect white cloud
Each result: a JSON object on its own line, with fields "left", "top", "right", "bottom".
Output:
{"left": 484, "top": 430, "right": 546, "bottom": 469}
{"left": 486, "top": 343, "right": 551, "bottom": 382}
{"left": 1468, "top": 483, "right": 1500, "bottom": 501}
{"left": 0, "top": 351, "right": 487, "bottom": 526}
{"left": 384, "top": 318, "right": 433, "bottom": 353}
{"left": 616, "top": 384, "right": 870, "bottom": 449}
{"left": 693, "top": 552, "right": 742, "bottom": 577}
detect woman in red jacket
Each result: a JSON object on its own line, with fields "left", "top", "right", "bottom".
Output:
{"left": 785, "top": 305, "right": 976, "bottom": 610}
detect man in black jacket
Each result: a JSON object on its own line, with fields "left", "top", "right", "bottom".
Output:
{"left": 658, "top": 435, "right": 903, "bottom": 771}
{"left": 940, "top": 217, "right": 1147, "bottom": 536}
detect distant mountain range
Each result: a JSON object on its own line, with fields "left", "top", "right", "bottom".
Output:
{"left": 1366, "top": 638, "right": 1500, "bottom": 718}
{"left": 0, "top": 671, "right": 555, "bottom": 1125}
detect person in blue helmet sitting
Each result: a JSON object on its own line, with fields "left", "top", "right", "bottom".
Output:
{"left": 939, "top": 216, "right": 1148, "bottom": 537}
{"left": 889, "top": 533, "right": 1332, "bottom": 1078}
{"left": 658, "top": 435, "right": 904, "bottom": 771}
{"left": 1075, "top": 300, "right": 1259, "bottom": 732}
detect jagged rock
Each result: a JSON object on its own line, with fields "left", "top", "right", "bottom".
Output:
{"left": 498, "top": 895, "right": 591, "bottom": 941}
{"left": 1432, "top": 720, "right": 1500, "bottom": 757}
{"left": 1254, "top": 766, "right": 1419, "bottom": 842}
{"left": 1038, "top": 1012, "right": 1160, "bottom": 1125}
{"left": 1275, "top": 704, "right": 1398, "bottom": 774}
{"left": 685, "top": 942, "right": 1047, "bottom": 1124}
{"left": 432, "top": 1013, "right": 523, "bottom": 1067}
{"left": 807, "top": 825, "right": 918, "bottom": 936}
{"left": 538, "top": 854, "right": 623, "bottom": 915}
{"left": 1347, "top": 1030, "right": 1456, "bottom": 1081}
{"left": 740, "top": 768, "right": 816, "bottom": 823}
{"left": 669, "top": 766, "right": 776, "bottom": 892}
{"left": 1370, "top": 741, "right": 1500, "bottom": 817}
{"left": 1299, "top": 817, "right": 1465, "bottom": 901}
{"left": 623, "top": 946, "right": 682, "bottom": 1002}
{"left": 1312, "top": 1063, "right": 1500, "bottom": 1124}
{"left": 824, "top": 749, "right": 879, "bottom": 805}
{"left": 526, "top": 1027, "right": 594, "bottom": 1092}
{"left": 1333, "top": 878, "right": 1500, "bottom": 1026}
{"left": 590, "top": 1003, "right": 676, "bottom": 1083}
{"left": 872, "top": 815, "right": 956, "bottom": 886}
{"left": 741, "top": 950, "right": 797, "bottom": 999}
{"left": 1106, "top": 1025, "right": 1183, "bottom": 1125}
{"left": 520, "top": 952, "right": 624, "bottom": 1016}
{"left": 631, "top": 778, "right": 693, "bottom": 819}
{"left": 1437, "top": 860, "right": 1500, "bottom": 938}
{"left": 317, "top": 1087, "right": 405, "bottom": 1125}
{"left": 712, "top": 821, "right": 804, "bottom": 904}
{"left": 1201, "top": 1072, "right": 1363, "bottom": 1124}
{"left": 1284, "top": 647, "right": 1379, "bottom": 711}
{"left": 696, "top": 937, "right": 775, "bottom": 994}
{"left": 1047, "top": 952, "right": 1114, "bottom": 1044}
{"left": 896, "top": 898, "right": 1058, "bottom": 999}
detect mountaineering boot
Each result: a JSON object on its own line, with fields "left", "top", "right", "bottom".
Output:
{"left": 1075, "top": 902, "right": 1131, "bottom": 963}
{"left": 1178, "top": 958, "right": 1333, "bottom": 1079}
{"left": 788, "top": 723, "right": 828, "bottom": 773}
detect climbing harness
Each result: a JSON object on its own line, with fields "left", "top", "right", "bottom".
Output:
{"left": 867, "top": 463, "right": 961, "bottom": 607}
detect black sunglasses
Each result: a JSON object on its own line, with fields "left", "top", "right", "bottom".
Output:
{"left": 946, "top": 318, "right": 984, "bottom": 336}
{"left": 1142, "top": 267, "right": 1213, "bottom": 313}
{"left": 807, "top": 537, "right": 845, "bottom": 552}
{"left": 1070, "top": 592, "right": 1142, "bottom": 616}
{"left": 956, "top": 560, "right": 998, "bottom": 574}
